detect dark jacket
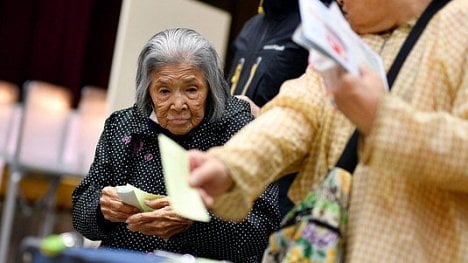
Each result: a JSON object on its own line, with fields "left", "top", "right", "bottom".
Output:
{"left": 227, "top": 0, "right": 308, "bottom": 107}
{"left": 72, "top": 97, "right": 281, "bottom": 262}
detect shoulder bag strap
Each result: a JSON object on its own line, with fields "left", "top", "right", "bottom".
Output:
{"left": 336, "top": 0, "right": 452, "bottom": 173}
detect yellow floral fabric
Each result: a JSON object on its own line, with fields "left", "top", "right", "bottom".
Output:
{"left": 209, "top": 0, "right": 468, "bottom": 262}
{"left": 263, "top": 167, "right": 352, "bottom": 262}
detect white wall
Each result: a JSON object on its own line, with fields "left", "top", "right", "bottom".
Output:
{"left": 107, "top": 0, "right": 231, "bottom": 112}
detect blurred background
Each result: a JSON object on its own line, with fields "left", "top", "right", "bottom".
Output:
{"left": 0, "top": 0, "right": 258, "bottom": 262}
{"left": 0, "top": 0, "right": 258, "bottom": 106}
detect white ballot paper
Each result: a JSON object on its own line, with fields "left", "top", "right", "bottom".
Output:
{"left": 293, "top": 0, "right": 388, "bottom": 90}
{"left": 158, "top": 134, "right": 210, "bottom": 222}
{"left": 116, "top": 183, "right": 165, "bottom": 212}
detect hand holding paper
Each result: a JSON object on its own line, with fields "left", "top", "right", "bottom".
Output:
{"left": 116, "top": 184, "right": 165, "bottom": 212}
{"left": 158, "top": 134, "right": 210, "bottom": 222}
{"left": 293, "top": 0, "right": 388, "bottom": 90}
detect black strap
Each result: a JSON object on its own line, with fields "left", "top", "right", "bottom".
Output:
{"left": 336, "top": 0, "right": 451, "bottom": 173}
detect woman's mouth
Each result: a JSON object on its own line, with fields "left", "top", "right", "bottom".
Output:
{"left": 169, "top": 118, "right": 189, "bottom": 125}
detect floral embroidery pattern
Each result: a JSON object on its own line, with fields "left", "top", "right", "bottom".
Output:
{"left": 144, "top": 153, "right": 153, "bottom": 161}
{"left": 121, "top": 135, "right": 131, "bottom": 145}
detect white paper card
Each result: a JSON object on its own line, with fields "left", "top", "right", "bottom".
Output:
{"left": 294, "top": 0, "right": 388, "bottom": 90}
{"left": 116, "top": 183, "right": 165, "bottom": 212}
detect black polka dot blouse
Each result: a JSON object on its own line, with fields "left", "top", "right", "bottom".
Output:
{"left": 72, "top": 97, "right": 281, "bottom": 263}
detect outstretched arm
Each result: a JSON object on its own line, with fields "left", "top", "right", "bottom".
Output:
{"left": 189, "top": 71, "right": 330, "bottom": 220}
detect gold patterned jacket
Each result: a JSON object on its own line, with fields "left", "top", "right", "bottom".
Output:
{"left": 208, "top": 0, "right": 468, "bottom": 261}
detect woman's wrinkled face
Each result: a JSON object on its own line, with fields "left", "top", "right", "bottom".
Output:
{"left": 149, "top": 63, "right": 209, "bottom": 135}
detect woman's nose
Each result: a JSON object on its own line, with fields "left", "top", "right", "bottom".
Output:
{"left": 170, "top": 94, "right": 187, "bottom": 111}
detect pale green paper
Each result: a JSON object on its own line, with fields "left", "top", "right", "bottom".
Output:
{"left": 158, "top": 134, "right": 210, "bottom": 222}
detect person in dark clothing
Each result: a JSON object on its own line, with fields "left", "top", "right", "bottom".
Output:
{"left": 227, "top": 0, "right": 309, "bottom": 108}
{"left": 227, "top": 0, "right": 317, "bottom": 217}
{"left": 72, "top": 28, "right": 280, "bottom": 263}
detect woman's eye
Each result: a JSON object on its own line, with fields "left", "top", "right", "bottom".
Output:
{"left": 159, "top": 88, "right": 170, "bottom": 95}
{"left": 186, "top": 86, "right": 198, "bottom": 93}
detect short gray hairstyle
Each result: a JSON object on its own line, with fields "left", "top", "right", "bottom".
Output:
{"left": 135, "top": 28, "right": 229, "bottom": 122}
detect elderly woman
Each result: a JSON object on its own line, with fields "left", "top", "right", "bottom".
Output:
{"left": 72, "top": 28, "right": 280, "bottom": 262}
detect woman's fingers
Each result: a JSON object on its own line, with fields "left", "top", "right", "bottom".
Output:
{"left": 126, "top": 208, "right": 193, "bottom": 239}
{"left": 144, "top": 197, "right": 170, "bottom": 210}
{"left": 328, "top": 64, "right": 386, "bottom": 135}
{"left": 100, "top": 186, "right": 140, "bottom": 222}
{"left": 188, "top": 150, "right": 233, "bottom": 200}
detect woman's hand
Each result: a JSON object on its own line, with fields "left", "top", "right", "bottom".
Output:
{"left": 188, "top": 150, "right": 234, "bottom": 207}
{"left": 100, "top": 186, "right": 140, "bottom": 222}
{"left": 236, "top": 95, "right": 260, "bottom": 118}
{"left": 125, "top": 197, "right": 193, "bottom": 240}
{"left": 328, "top": 65, "right": 386, "bottom": 136}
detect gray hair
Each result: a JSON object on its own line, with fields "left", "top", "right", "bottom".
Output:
{"left": 135, "top": 28, "right": 229, "bottom": 122}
